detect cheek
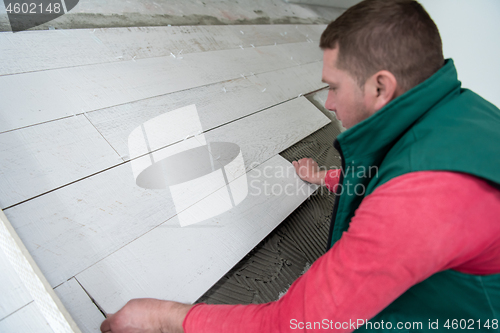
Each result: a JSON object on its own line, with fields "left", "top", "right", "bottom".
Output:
{"left": 334, "top": 93, "right": 347, "bottom": 111}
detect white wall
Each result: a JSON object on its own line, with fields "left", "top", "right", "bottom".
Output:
{"left": 419, "top": 0, "right": 500, "bottom": 108}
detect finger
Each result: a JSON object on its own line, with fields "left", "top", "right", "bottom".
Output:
{"left": 298, "top": 165, "right": 309, "bottom": 179}
{"left": 299, "top": 159, "right": 310, "bottom": 168}
{"left": 100, "top": 317, "right": 112, "bottom": 332}
{"left": 294, "top": 163, "right": 307, "bottom": 179}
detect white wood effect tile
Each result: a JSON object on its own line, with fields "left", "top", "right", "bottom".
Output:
{"left": 0, "top": 302, "right": 54, "bottom": 333}
{"left": 54, "top": 278, "right": 105, "bottom": 333}
{"left": 4, "top": 97, "right": 328, "bottom": 288}
{"left": 225, "top": 24, "right": 324, "bottom": 47}
{"left": 277, "top": 42, "right": 324, "bottom": 64}
{"left": 0, "top": 244, "right": 32, "bottom": 320}
{"left": 0, "top": 41, "right": 322, "bottom": 133}
{"left": 86, "top": 61, "right": 326, "bottom": 159}
{"left": 0, "top": 115, "right": 120, "bottom": 209}
{"left": 76, "top": 155, "right": 318, "bottom": 312}
{"left": 305, "top": 24, "right": 330, "bottom": 36}
{"left": 4, "top": 137, "right": 220, "bottom": 288}
{"left": 197, "top": 97, "right": 331, "bottom": 180}
{"left": 0, "top": 25, "right": 323, "bottom": 76}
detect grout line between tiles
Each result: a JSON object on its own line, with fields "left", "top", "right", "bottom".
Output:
{"left": 0, "top": 301, "right": 34, "bottom": 322}
{"left": 74, "top": 277, "right": 107, "bottom": 318}
{"left": 83, "top": 112, "right": 122, "bottom": 159}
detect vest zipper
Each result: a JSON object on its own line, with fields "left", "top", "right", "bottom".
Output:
{"left": 326, "top": 139, "right": 345, "bottom": 250}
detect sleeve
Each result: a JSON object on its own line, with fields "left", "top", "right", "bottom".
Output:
{"left": 183, "top": 171, "right": 500, "bottom": 333}
{"left": 324, "top": 168, "right": 341, "bottom": 192}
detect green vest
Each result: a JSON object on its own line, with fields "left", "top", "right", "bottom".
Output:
{"left": 326, "top": 59, "right": 500, "bottom": 331}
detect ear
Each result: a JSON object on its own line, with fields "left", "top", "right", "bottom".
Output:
{"left": 364, "top": 70, "right": 400, "bottom": 112}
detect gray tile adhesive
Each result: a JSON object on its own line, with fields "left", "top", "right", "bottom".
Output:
{"left": 197, "top": 90, "right": 344, "bottom": 304}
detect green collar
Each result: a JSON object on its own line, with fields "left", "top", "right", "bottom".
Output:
{"left": 336, "top": 59, "right": 462, "bottom": 160}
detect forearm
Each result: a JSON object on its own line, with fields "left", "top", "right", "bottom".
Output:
{"left": 184, "top": 303, "right": 278, "bottom": 333}
{"left": 324, "top": 168, "right": 341, "bottom": 192}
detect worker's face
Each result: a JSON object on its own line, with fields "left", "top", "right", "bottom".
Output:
{"left": 322, "top": 48, "right": 371, "bottom": 129}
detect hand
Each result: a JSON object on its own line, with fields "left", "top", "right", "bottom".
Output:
{"left": 100, "top": 298, "right": 193, "bottom": 333}
{"left": 292, "top": 158, "right": 327, "bottom": 185}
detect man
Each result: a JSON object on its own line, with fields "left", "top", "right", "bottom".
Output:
{"left": 101, "top": 1, "right": 500, "bottom": 332}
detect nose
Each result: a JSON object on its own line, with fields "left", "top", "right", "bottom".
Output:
{"left": 325, "top": 89, "right": 336, "bottom": 112}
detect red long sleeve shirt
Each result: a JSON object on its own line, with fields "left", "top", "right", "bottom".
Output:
{"left": 184, "top": 170, "right": 500, "bottom": 332}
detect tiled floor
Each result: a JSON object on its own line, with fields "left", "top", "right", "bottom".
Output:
{"left": 0, "top": 22, "right": 340, "bottom": 332}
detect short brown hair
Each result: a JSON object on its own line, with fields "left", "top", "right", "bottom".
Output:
{"left": 320, "top": 0, "right": 444, "bottom": 92}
